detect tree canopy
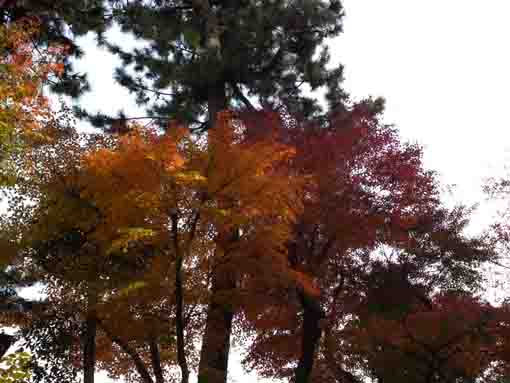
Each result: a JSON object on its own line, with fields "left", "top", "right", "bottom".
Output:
{"left": 1, "top": 6, "right": 510, "bottom": 383}
{"left": 1, "top": 1, "right": 347, "bottom": 127}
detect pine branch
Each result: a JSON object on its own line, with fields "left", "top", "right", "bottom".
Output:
{"left": 130, "top": 83, "right": 176, "bottom": 97}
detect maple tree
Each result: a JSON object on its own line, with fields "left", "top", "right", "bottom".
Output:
{"left": 5, "top": 110, "right": 307, "bottom": 383}
{"left": 3, "top": 101, "right": 510, "bottom": 383}
{"left": 344, "top": 286, "right": 500, "bottom": 383}
{"left": 237, "top": 103, "right": 502, "bottom": 383}
{"left": 478, "top": 171, "right": 510, "bottom": 382}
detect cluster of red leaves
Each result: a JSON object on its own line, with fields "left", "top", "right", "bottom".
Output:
{"left": 0, "top": 18, "right": 69, "bottom": 192}
{"left": 239, "top": 102, "right": 500, "bottom": 383}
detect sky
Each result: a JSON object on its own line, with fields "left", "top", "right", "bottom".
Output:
{"left": 36, "top": 0, "right": 510, "bottom": 381}
{"left": 332, "top": 0, "right": 510, "bottom": 231}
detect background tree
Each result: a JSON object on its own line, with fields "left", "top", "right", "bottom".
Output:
{"left": 0, "top": 1, "right": 346, "bottom": 127}
{"left": 0, "top": 0, "right": 112, "bottom": 97}
{"left": 0, "top": 20, "right": 70, "bottom": 374}
{"left": 344, "top": 281, "right": 500, "bottom": 383}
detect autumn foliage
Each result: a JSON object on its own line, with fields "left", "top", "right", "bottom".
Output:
{"left": 2, "top": 22, "right": 510, "bottom": 383}
{"left": 0, "top": 18, "right": 66, "bottom": 187}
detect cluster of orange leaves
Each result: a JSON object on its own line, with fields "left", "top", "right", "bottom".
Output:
{"left": 7, "top": 110, "right": 315, "bottom": 379}
{"left": 0, "top": 18, "right": 66, "bottom": 147}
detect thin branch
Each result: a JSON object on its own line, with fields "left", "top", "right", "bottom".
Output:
{"left": 113, "top": 116, "right": 171, "bottom": 121}
{"left": 185, "top": 192, "right": 208, "bottom": 255}
{"left": 129, "top": 82, "right": 176, "bottom": 97}
{"left": 171, "top": 214, "right": 190, "bottom": 383}
{"left": 98, "top": 320, "right": 153, "bottom": 383}
{"left": 489, "top": 259, "right": 510, "bottom": 270}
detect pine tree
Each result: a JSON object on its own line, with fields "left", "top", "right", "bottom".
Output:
{"left": 1, "top": 1, "right": 346, "bottom": 126}
{"left": 50, "top": 0, "right": 347, "bottom": 129}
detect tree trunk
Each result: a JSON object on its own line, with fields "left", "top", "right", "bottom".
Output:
{"left": 197, "top": 269, "right": 235, "bottom": 383}
{"left": 324, "top": 326, "right": 361, "bottom": 383}
{"left": 207, "top": 82, "right": 227, "bottom": 127}
{"left": 294, "top": 291, "right": 324, "bottom": 383}
{"left": 172, "top": 214, "right": 190, "bottom": 383}
{"left": 198, "top": 74, "right": 234, "bottom": 383}
{"left": 83, "top": 292, "right": 97, "bottom": 383}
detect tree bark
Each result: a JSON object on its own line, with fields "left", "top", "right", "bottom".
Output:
{"left": 172, "top": 214, "right": 190, "bottom": 383}
{"left": 324, "top": 326, "right": 361, "bottom": 383}
{"left": 83, "top": 292, "right": 97, "bottom": 383}
{"left": 197, "top": 42, "right": 234, "bottom": 380}
{"left": 294, "top": 291, "right": 325, "bottom": 383}
{"left": 197, "top": 268, "right": 235, "bottom": 383}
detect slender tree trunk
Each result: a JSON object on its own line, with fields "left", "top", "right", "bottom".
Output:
{"left": 172, "top": 214, "right": 190, "bottom": 383}
{"left": 294, "top": 291, "right": 325, "bottom": 383}
{"left": 83, "top": 292, "right": 97, "bottom": 383}
{"left": 197, "top": 267, "right": 235, "bottom": 383}
{"left": 324, "top": 326, "right": 360, "bottom": 383}
{"left": 175, "top": 268, "right": 190, "bottom": 383}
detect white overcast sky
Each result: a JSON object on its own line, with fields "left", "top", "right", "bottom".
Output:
{"left": 333, "top": 0, "right": 510, "bottom": 234}
{"left": 54, "top": 1, "right": 510, "bottom": 381}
